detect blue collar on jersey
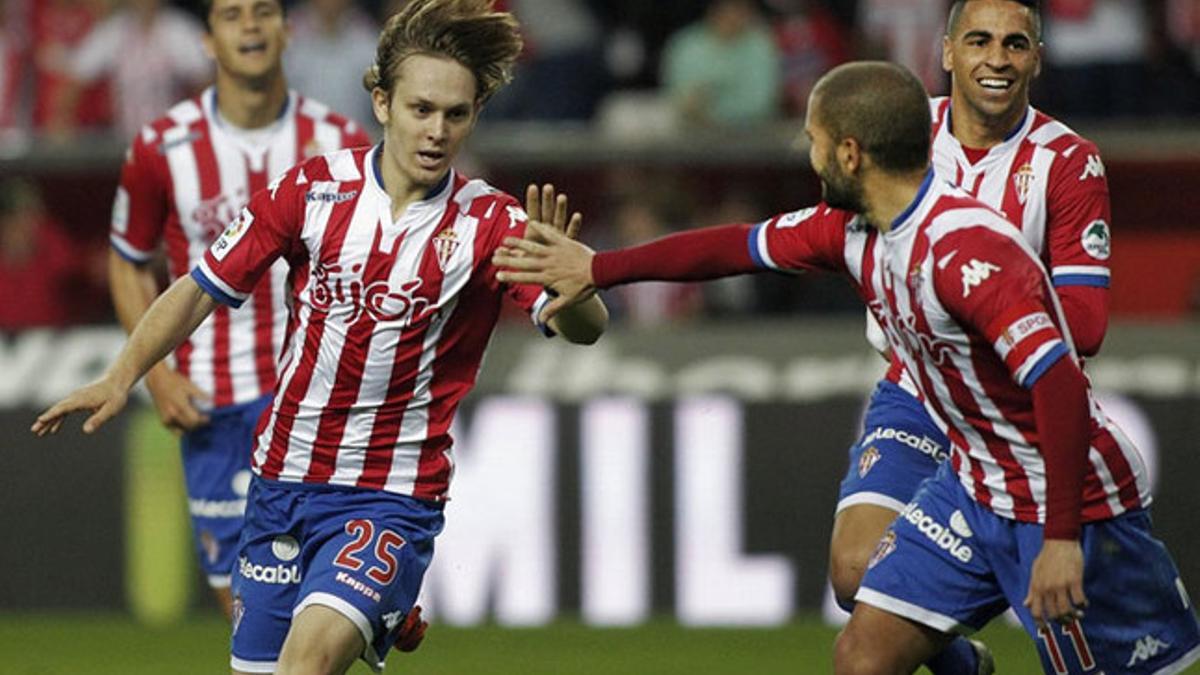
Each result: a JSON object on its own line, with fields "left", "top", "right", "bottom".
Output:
{"left": 946, "top": 103, "right": 1029, "bottom": 144}
{"left": 889, "top": 168, "right": 936, "bottom": 234}
{"left": 372, "top": 142, "right": 452, "bottom": 201}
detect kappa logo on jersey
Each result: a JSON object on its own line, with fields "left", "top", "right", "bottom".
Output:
{"left": 211, "top": 208, "right": 254, "bottom": 261}
{"left": 1079, "top": 154, "right": 1106, "bottom": 181}
{"left": 901, "top": 503, "right": 973, "bottom": 563}
{"left": 305, "top": 189, "right": 358, "bottom": 204}
{"left": 775, "top": 207, "right": 818, "bottom": 229}
{"left": 858, "top": 446, "right": 882, "bottom": 478}
{"left": 1126, "top": 634, "right": 1170, "bottom": 667}
{"left": 158, "top": 130, "right": 203, "bottom": 153}
{"left": 433, "top": 229, "right": 461, "bottom": 271}
{"left": 506, "top": 204, "right": 527, "bottom": 229}
{"left": 310, "top": 261, "right": 435, "bottom": 326}
{"left": 960, "top": 259, "right": 1001, "bottom": 298}
{"left": 1012, "top": 163, "right": 1035, "bottom": 204}
{"left": 195, "top": 192, "right": 246, "bottom": 244}
{"left": 868, "top": 530, "right": 897, "bottom": 569}
{"left": 1081, "top": 220, "right": 1111, "bottom": 260}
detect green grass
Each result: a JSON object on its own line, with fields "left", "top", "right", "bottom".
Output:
{"left": 0, "top": 612, "right": 1046, "bottom": 674}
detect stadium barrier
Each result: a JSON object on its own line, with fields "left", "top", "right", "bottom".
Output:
{"left": 3, "top": 319, "right": 1199, "bottom": 625}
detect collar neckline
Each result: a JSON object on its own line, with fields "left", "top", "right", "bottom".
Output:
{"left": 888, "top": 168, "right": 936, "bottom": 235}
{"left": 370, "top": 143, "right": 453, "bottom": 203}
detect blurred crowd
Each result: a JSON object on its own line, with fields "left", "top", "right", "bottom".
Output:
{"left": 2, "top": 0, "right": 1199, "bottom": 329}
{"left": 2, "top": 0, "right": 1198, "bottom": 142}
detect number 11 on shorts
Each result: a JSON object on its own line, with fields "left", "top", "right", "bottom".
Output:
{"left": 1038, "top": 620, "right": 1096, "bottom": 673}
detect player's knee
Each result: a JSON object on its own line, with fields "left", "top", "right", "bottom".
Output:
{"left": 829, "top": 542, "right": 869, "bottom": 609}
{"left": 833, "top": 625, "right": 888, "bottom": 675}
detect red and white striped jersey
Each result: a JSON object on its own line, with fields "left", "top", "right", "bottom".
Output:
{"left": 110, "top": 87, "right": 371, "bottom": 407}
{"left": 749, "top": 175, "right": 1150, "bottom": 524}
{"left": 878, "top": 98, "right": 1113, "bottom": 388}
{"left": 192, "top": 145, "right": 552, "bottom": 501}
{"left": 929, "top": 97, "right": 1111, "bottom": 290}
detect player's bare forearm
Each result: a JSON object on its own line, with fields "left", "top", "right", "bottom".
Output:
{"left": 549, "top": 293, "right": 608, "bottom": 345}
{"left": 31, "top": 276, "right": 217, "bottom": 436}
{"left": 110, "top": 276, "right": 217, "bottom": 390}
{"left": 108, "top": 250, "right": 210, "bottom": 429}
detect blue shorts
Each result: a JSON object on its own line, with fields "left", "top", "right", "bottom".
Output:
{"left": 229, "top": 476, "right": 445, "bottom": 673}
{"left": 836, "top": 380, "right": 949, "bottom": 514}
{"left": 180, "top": 393, "right": 271, "bottom": 587}
{"left": 858, "top": 462, "right": 1200, "bottom": 674}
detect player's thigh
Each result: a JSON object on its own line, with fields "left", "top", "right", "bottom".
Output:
{"left": 856, "top": 466, "right": 1009, "bottom": 635}
{"left": 1008, "top": 510, "right": 1200, "bottom": 674}
{"left": 294, "top": 491, "right": 443, "bottom": 670}
{"left": 835, "top": 602, "right": 953, "bottom": 675}
{"left": 829, "top": 503, "right": 901, "bottom": 598}
{"left": 277, "top": 604, "right": 364, "bottom": 675}
{"left": 229, "top": 480, "right": 307, "bottom": 673}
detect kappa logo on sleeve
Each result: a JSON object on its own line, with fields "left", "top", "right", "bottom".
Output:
{"left": 211, "top": 208, "right": 254, "bottom": 261}
{"left": 1079, "top": 154, "right": 1106, "bottom": 181}
{"left": 960, "top": 259, "right": 1001, "bottom": 298}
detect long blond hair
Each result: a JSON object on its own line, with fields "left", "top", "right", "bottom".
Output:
{"left": 363, "top": 0, "right": 523, "bottom": 105}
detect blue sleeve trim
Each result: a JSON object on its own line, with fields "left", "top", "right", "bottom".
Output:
{"left": 747, "top": 222, "right": 768, "bottom": 269}
{"left": 110, "top": 242, "right": 151, "bottom": 265}
{"left": 1052, "top": 275, "right": 1109, "bottom": 289}
{"left": 190, "top": 267, "right": 244, "bottom": 308}
{"left": 1021, "top": 342, "right": 1069, "bottom": 389}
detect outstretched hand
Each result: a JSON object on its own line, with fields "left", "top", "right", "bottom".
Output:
{"left": 524, "top": 183, "right": 582, "bottom": 242}
{"left": 495, "top": 220, "right": 597, "bottom": 321}
{"left": 30, "top": 377, "right": 130, "bottom": 437}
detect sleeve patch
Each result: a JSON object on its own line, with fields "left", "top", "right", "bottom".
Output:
{"left": 211, "top": 208, "right": 253, "bottom": 261}
{"left": 1080, "top": 220, "right": 1110, "bottom": 260}
{"left": 993, "top": 311, "right": 1054, "bottom": 361}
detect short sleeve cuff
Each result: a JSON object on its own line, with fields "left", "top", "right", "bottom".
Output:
{"left": 191, "top": 260, "right": 248, "bottom": 308}
{"left": 1051, "top": 266, "right": 1110, "bottom": 289}
{"left": 530, "top": 290, "right": 557, "bottom": 338}
{"left": 110, "top": 234, "right": 155, "bottom": 264}
{"left": 748, "top": 221, "right": 775, "bottom": 270}
{"left": 1019, "top": 341, "right": 1069, "bottom": 389}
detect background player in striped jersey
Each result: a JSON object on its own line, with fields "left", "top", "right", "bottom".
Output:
{"left": 826, "top": 1, "right": 1113, "bottom": 671}
{"left": 36, "top": 1, "right": 608, "bottom": 672}
{"left": 492, "top": 61, "right": 1199, "bottom": 675}
{"left": 107, "top": 0, "right": 371, "bottom": 617}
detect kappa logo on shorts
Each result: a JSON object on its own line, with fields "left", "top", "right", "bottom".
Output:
{"left": 901, "top": 504, "right": 973, "bottom": 563}
{"left": 335, "top": 571, "right": 382, "bottom": 603}
{"left": 868, "top": 530, "right": 897, "bottom": 569}
{"left": 858, "top": 446, "right": 882, "bottom": 478}
{"left": 1127, "top": 634, "right": 1171, "bottom": 668}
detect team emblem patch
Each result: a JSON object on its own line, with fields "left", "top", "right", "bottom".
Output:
{"left": 1081, "top": 220, "right": 1111, "bottom": 260}
{"left": 1012, "top": 163, "right": 1035, "bottom": 204}
{"left": 868, "top": 530, "right": 897, "bottom": 569}
{"left": 231, "top": 593, "right": 245, "bottom": 635}
{"left": 433, "top": 228, "right": 461, "bottom": 271}
{"left": 858, "top": 446, "right": 882, "bottom": 478}
{"left": 271, "top": 535, "right": 300, "bottom": 562}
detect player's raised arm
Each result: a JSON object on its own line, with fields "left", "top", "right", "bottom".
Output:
{"left": 515, "top": 183, "right": 608, "bottom": 343}
{"left": 32, "top": 275, "right": 218, "bottom": 436}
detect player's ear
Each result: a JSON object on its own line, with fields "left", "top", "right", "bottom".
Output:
{"left": 201, "top": 29, "right": 217, "bottom": 61}
{"left": 942, "top": 35, "right": 953, "bottom": 73}
{"left": 839, "top": 137, "right": 862, "bottom": 174}
{"left": 371, "top": 87, "right": 390, "bottom": 126}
